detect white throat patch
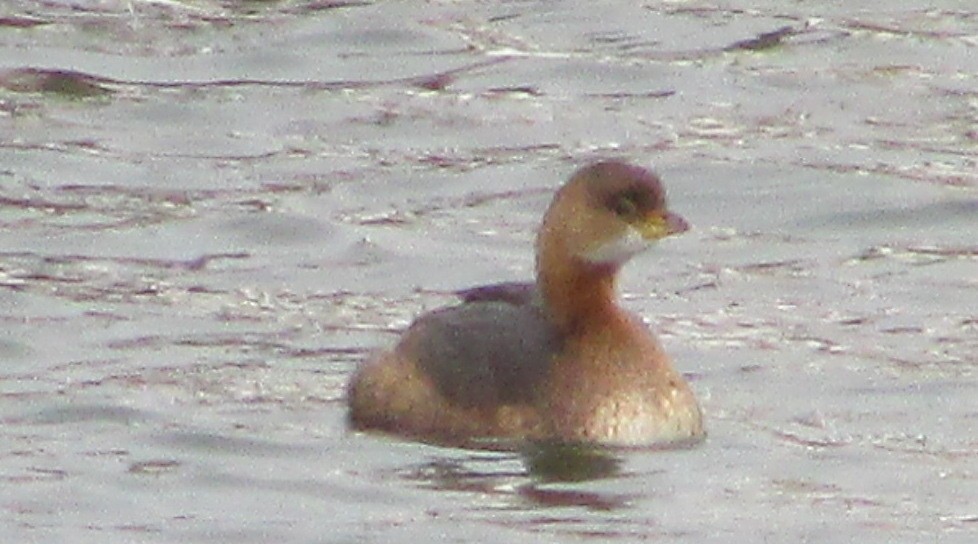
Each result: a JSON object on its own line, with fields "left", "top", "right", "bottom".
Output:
{"left": 580, "top": 226, "right": 652, "bottom": 266}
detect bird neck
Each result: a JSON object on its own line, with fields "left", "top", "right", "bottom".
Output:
{"left": 535, "top": 235, "right": 621, "bottom": 334}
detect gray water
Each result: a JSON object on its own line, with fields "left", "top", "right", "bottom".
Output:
{"left": 1, "top": 1, "right": 976, "bottom": 542}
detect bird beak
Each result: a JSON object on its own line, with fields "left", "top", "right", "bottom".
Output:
{"left": 664, "top": 211, "right": 690, "bottom": 236}
{"left": 636, "top": 210, "right": 690, "bottom": 240}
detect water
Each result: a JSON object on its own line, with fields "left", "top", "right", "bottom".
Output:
{"left": 1, "top": 0, "right": 976, "bottom": 542}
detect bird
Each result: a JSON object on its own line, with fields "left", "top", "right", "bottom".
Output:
{"left": 348, "top": 160, "right": 703, "bottom": 449}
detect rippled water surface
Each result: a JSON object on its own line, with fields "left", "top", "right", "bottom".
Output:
{"left": 1, "top": 1, "right": 976, "bottom": 542}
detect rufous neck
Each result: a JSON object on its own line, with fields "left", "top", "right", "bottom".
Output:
{"left": 535, "top": 235, "right": 620, "bottom": 333}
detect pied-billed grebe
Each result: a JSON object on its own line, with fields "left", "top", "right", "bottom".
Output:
{"left": 348, "top": 160, "right": 703, "bottom": 447}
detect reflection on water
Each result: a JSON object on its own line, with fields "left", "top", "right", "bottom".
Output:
{"left": 388, "top": 435, "right": 715, "bottom": 515}
{"left": 396, "top": 444, "right": 633, "bottom": 512}
{"left": 520, "top": 441, "right": 622, "bottom": 483}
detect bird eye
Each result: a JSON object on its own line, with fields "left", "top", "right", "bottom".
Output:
{"left": 611, "top": 194, "right": 638, "bottom": 218}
